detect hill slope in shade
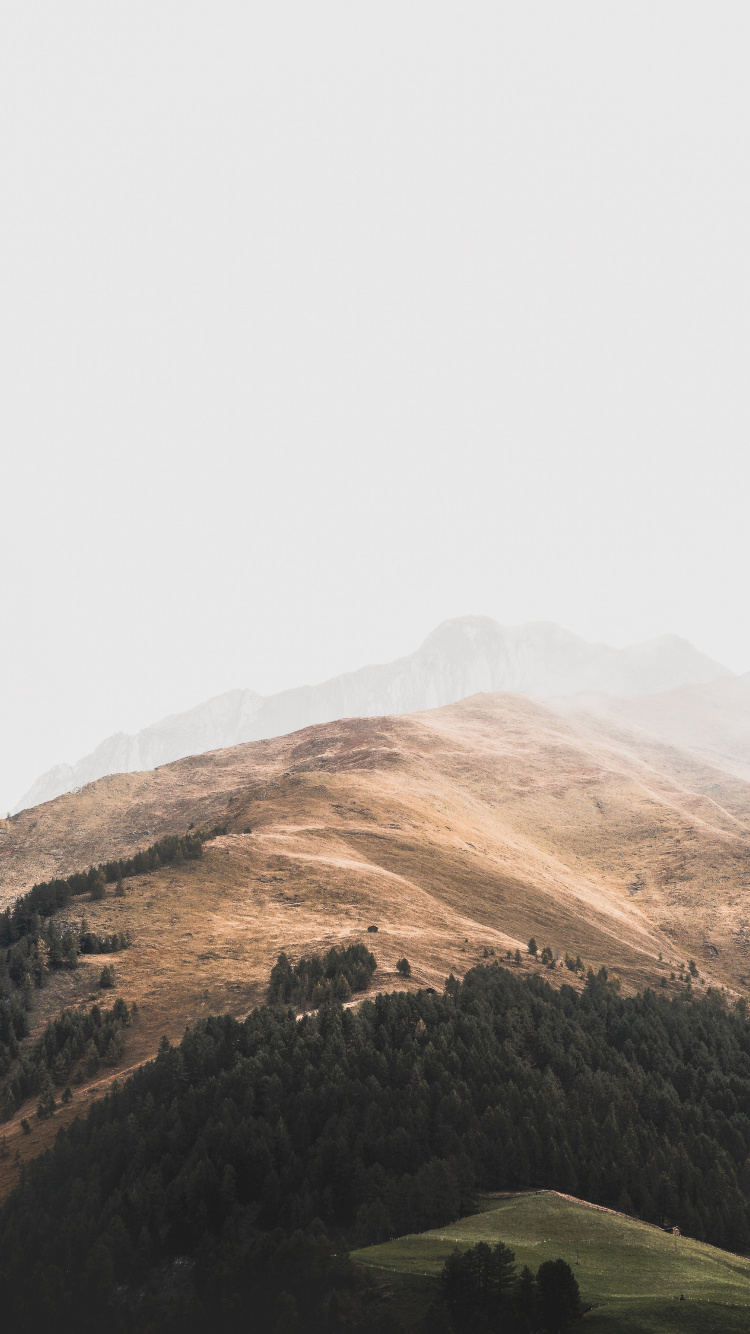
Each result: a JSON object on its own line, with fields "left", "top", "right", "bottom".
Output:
{"left": 12, "top": 616, "right": 731, "bottom": 812}
{"left": 354, "top": 1191, "right": 750, "bottom": 1332}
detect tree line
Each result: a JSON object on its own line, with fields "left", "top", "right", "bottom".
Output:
{"left": 1, "top": 962, "right": 750, "bottom": 1330}
{"left": 1, "top": 998, "right": 134, "bottom": 1121}
{"left": 438, "top": 1240, "right": 582, "bottom": 1333}
{"left": 0, "top": 920, "right": 131, "bottom": 1006}
{"left": 0, "top": 829, "right": 209, "bottom": 948}
{"left": 0, "top": 826, "right": 223, "bottom": 1010}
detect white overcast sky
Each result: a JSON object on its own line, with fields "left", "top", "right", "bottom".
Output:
{"left": 1, "top": 2, "right": 749, "bottom": 814}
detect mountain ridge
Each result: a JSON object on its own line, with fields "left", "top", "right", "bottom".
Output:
{"left": 12, "top": 616, "right": 731, "bottom": 813}
{"left": 4, "top": 688, "right": 750, "bottom": 1193}
{"left": 580, "top": 672, "right": 750, "bottom": 783}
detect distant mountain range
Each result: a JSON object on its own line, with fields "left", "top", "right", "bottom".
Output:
{"left": 12, "top": 616, "right": 732, "bottom": 813}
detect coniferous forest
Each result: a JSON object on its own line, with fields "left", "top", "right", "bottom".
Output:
{"left": 439, "top": 1239, "right": 582, "bottom": 1333}
{"left": 0, "top": 831, "right": 211, "bottom": 1012}
{"left": 267, "top": 942, "right": 377, "bottom": 1008}
{"left": 1, "top": 963, "right": 750, "bottom": 1330}
{"left": 0, "top": 829, "right": 208, "bottom": 948}
{"left": 1, "top": 998, "right": 134, "bottom": 1120}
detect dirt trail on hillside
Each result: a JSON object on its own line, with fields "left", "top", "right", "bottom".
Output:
{"left": 2, "top": 692, "right": 750, "bottom": 1193}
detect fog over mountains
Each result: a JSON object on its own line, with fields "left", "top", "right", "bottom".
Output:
{"left": 13, "top": 616, "right": 732, "bottom": 814}
{"left": 595, "top": 672, "right": 750, "bottom": 783}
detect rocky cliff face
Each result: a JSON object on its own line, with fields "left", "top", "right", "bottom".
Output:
{"left": 13, "top": 616, "right": 731, "bottom": 813}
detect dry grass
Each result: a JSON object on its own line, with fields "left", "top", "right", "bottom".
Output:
{"left": 2, "top": 692, "right": 750, "bottom": 1194}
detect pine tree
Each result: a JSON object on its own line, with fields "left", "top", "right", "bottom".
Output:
{"left": 136, "top": 1224, "right": 152, "bottom": 1270}
{"left": 441, "top": 1239, "right": 517, "bottom": 1330}
{"left": 81, "top": 1238, "right": 116, "bottom": 1311}
{"left": 103, "top": 1031, "right": 125, "bottom": 1065}
{"left": 36, "top": 1076, "right": 56, "bottom": 1120}
{"left": 332, "top": 973, "right": 351, "bottom": 1001}
{"left": 51, "top": 1052, "right": 68, "bottom": 1086}
{"left": 84, "top": 1037, "right": 100, "bottom": 1077}
{"left": 268, "top": 951, "right": 294, "bottom": 1004}
{"left": 616, "top": 1187, "right": 635, "bottom": 1216}
{"left": 512, "top": 1264, "right": 537, "bottom": 1331}
{"left": 536, "top": 1258, "right": 582, "bottom": 1331}
{"left": 88, "top": 868, "right": 106, "bottom": 901}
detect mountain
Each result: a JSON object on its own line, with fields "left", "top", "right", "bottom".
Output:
{"left": 4, "top": 688, "right": 750, "bottom": 1192}
{"left": 12, "top": 616, "right": 731, "bottom": 813}
{"left": 4, "top": 691, "right": 750, "bottom": 990}
{"left": 583, "top": 672, "right": 750, "bottom": 783}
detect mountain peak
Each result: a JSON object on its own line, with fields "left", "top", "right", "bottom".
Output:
{"left": 12, "top": 617, "right": 732, "bottom": 813}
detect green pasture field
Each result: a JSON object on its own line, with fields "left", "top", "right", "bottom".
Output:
{"left": 351, "top": 1191, "right": 750, "bottom": 1332}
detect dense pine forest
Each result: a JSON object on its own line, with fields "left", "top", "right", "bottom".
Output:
{"left": 1, "top": 963, "right": 750, "bottom": 1331}
{"left": 2, "top": 998, "right": 134, "bottom": 1120}
{"left": 267, "top": 942, "right": 378, "bottom": 1008}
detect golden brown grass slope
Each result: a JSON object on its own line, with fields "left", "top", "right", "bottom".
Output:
{"left": 2, "top": 690, "right": 750, "bottom": 1190}
{"left": 3, "top": 689, "right": 750, "bottom": 998}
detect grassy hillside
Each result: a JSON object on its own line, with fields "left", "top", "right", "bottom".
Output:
{"left": 3, "top": 694, "right": 750, "bottom": 1194}
{"left": 5, "top": 695, "right": 750, "bottom": 1007}
{"left": 353, "top": 1191, "right": 750, "bottom": 1332}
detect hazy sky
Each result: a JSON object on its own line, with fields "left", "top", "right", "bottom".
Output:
{"left": 2, "top": 2, "right": 749, "bottom": 814}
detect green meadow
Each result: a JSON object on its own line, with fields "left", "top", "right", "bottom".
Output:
{"left": 352, "top": 1192, "right": 750, "bottom": 1332}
